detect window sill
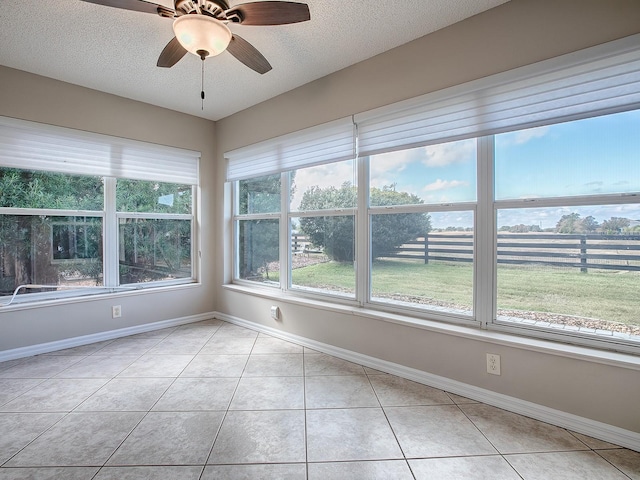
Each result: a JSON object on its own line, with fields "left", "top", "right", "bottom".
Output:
{"left": 222, "top": 283, "right": 640, "bottom": 371}
{"left": 0, "top": 281, "right": 200, "bottom": 313}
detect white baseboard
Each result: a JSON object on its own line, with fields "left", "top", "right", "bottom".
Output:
{"left": 215, "top": 311, "right": 640, "bottom": 453}
{"left": 0, "top": 312, "right": 216, "bottom": 362}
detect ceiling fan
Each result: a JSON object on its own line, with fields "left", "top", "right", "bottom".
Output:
{"left": 81, "top": 0, "right": 311, "bottom": 74}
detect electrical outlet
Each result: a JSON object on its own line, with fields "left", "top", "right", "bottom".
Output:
{"left": 112, "top": 305, "right": 122, "bottom": 318}
{"left": 487, "top": 353, "right": 501, "bottom": 375}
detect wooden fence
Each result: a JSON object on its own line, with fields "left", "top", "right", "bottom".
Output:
{"left": 292, "top": 232, "right": 640, "bottom": 272}
{"left": 384, "top": 232, "right": 640, "bottom": 272}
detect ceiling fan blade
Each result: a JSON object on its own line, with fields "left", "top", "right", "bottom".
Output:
{"left": 227, "top": 34, "right": 272, "bottom": 74}
{"left": 80, "top": 0, "right": 173, "bottom": 16}
{"left": 226, "top": 1, "right": 310, "bottom": 26}
{"left": 157, "top": 37, "right": 188, "bottom": 68}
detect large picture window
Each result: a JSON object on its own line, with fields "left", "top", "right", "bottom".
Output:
{"left": 227, "top": 36, "right": 640, "bottom": 353}
{"left": 0, "top": 118, "right": 199, "bottom": 304}
{"left": 494, "top": 111, "right": 640, "bottom": 341}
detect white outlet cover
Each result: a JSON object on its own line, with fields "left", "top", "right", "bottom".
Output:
{"left": 487, "top": 353, "right": 501, "bottom": 376}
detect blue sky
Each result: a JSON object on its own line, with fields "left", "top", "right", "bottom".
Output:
{"left": 292, "top": 109, "right": 640, "bottom": 229}
{"left": 495, "top": 109, "right": 640, "bottom": 200}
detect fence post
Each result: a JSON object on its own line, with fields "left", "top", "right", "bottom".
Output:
{"left": 292, "top": 233, "right": 299, "bottom": 253}
{"left": 580, "top": 236, "right": 587, "bottom": 273}
{"left": 424, "top": 234, "right": 429, "bottom": 264}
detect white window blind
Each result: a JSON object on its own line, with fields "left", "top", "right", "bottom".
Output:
{"left": 225, "top": 117, "right": 355, "bottom": 181}
{"left": 355, "top": 34, "right": 640, "bottom": 157}
{"left": 0, "top": 117, "right": 200, "bottom": 185}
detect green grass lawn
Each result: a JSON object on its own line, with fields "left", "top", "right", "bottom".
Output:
{"left": 287, "top": 259, "right": 640, "bottom": 327}
{"left": 370, "top": 260, "right": 473, "bottom": 308}
{"left": 496, "top": 264, "right": 640, "bottom": 325}
{"left": 290, "top": 261, "right": 356, "bottom": 292}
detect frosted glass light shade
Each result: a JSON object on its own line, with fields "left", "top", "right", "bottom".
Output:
{"left": 173, "top": 15, "right": 232, "bottom": 58}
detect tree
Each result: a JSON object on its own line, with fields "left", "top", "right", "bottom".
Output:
{"left": 297, "top": 183, "right": 357, "bottom": 262}
{"left": 298, "top": 183, "right": 431, "bottom": 262}
{"left": 601, "top": 217, "right": 630, "bottom": 234}
{"left": 581, "top": 215, "right": 599, "bottom": 233}
{"left": 555, "top": 213, "right": 582, "bottom": 234}
{"left": 503, "top": 224, "right": 542, "bottom": 233}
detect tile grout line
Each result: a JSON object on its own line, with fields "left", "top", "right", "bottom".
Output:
{"left": 303, "top": 345, "right": 309, "bottom": 480}
{"left": 455, "top": 403, "right": 526, "bottom": 479}
{"left": 362, "top": 366, "right": 417, "bottom": 480}
{"left": 202, "top": 326, "right": 258, "bottom": 470}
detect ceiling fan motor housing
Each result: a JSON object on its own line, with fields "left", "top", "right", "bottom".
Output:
{"left": 174, "top": 0, "right": 230, "bottom": 18}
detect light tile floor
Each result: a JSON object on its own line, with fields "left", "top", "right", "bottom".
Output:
{"left": 0, "top": 319, "right": 638, "bottom": 480}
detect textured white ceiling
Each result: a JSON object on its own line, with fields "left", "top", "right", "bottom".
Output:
{"left": 0, "top": 0, "right": 508, "bottom": 121}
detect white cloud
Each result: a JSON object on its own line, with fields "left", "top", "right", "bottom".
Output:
{"left": 423, "top": 138, "right": 475, "bottom": 167}
{"left": 291, "top": 160, "right": 355, "bottom": 210}
{"left": 369, "top": 148, "right": 421, "bottom": 185}
{"left": 423, "top": 179, "right": 469, "bottom": 192}
{"left": 514, "top": 125, "right": 550, "bottom": 144}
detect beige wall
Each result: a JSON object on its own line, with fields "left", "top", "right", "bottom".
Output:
{"left": 0, "top": 66, "right": 216, "bottom": 350}
{"left": 214, "top": 0, "right": 640, "bottom": 433}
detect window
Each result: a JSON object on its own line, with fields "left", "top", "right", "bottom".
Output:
{"left": 290, "top": 159, "right": 356, "bottom": 297}
{"left": 0, "top": 169, "right": 106, "bottom": 294}
{"left": 0, "top": 117, "right": 200, "bottom": 304}
{"left": 226, "top": 35, "right": 640, "bottom": 352}
{"left": 368, "top": 139, "right": 476, "bottom": 316}
{"left": 494, "top": 111, "right": 640, "bottom": 341}
{"left": 235, "top": 175, "right": 281, "bottom": 284}
{"left": 117, "top": 179, "right": 194, "bottom": 285}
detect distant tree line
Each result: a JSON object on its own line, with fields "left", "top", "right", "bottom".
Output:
{"left": 498, "top": 213, "right": 638, "bottom": 234}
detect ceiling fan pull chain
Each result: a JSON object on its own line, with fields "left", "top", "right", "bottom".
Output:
{"left": 201, "top": 57, "right": 205, "bottom": 110}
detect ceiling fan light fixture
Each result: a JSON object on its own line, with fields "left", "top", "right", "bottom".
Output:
{"left": 173, "top": 15, "right": 232, "bottom": 59}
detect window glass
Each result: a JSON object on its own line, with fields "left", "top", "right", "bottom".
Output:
{"left": 237, "top": 219, "right": 279, "bottom": 284}
{"left": 118, "top": 218, "right": 191, "bottom": 285}
{"left": 291, "top": 215, "right": 355, "bottom": 297}
{"left": 1, "top": 141, "right": 197, "bottom": 303}
{"left": 238, "top": 175, "right": 281, "bottom": 215}
{"left": 495, "top": 110, "right": 640, "bottom": 200}
{"left": 0, "top": 168, "right": 103, "bottom": 210}
{"left": 0, "top": 215, "right": 103, "bottom": 297}
{"left": 370, "top": 211, "right": 474, "bottom": 316}
{"left": 117, "top": 179, "right": 192, "bottom": 214}
{"left": 369, "top": 138, "right": 477, "bottom": 206}
{"left": 51, "top": 217, "right": 102, "bottom": 261}
{"left": 291, "top": 159, "right": 355, "bottom": 211}
{"left": 496, "top": 206, "right": 640, "bottom": 336}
